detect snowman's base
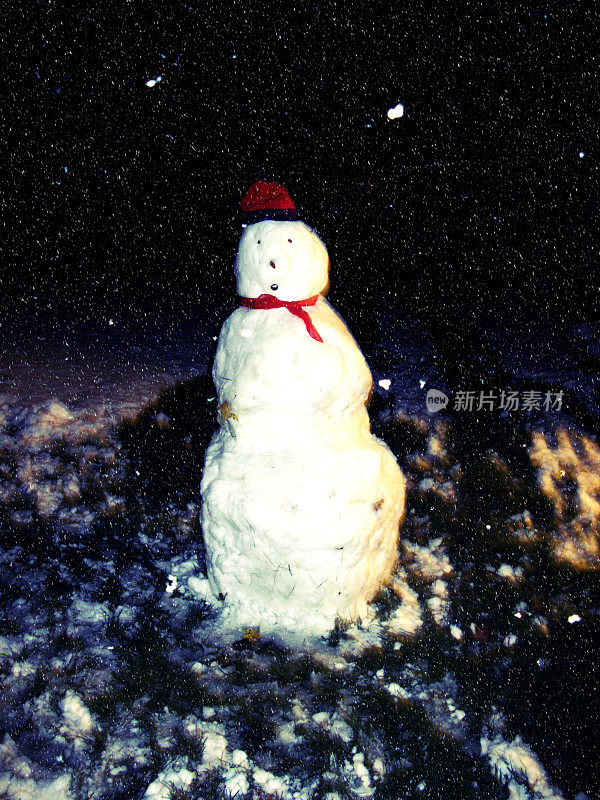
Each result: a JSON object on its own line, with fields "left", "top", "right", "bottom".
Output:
{"left": 204, "top": 589, "right": 380, "bottom": 650}
{"left": 200, "top": 425, "right": 406, "bottom": 646}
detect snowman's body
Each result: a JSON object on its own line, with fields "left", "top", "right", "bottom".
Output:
{"left": 200, "top": 217, "right": 405, "bottom": 641}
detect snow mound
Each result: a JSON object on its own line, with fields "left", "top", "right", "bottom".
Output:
{"left": 530, "top": 428, "right": 600, "bottom": 569}
{"left": 481, "top": 734, "right": 564, "bottom": 799}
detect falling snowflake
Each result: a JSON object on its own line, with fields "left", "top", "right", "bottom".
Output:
{"left": 387, "top": 102, "right": 404, "bottom": 119}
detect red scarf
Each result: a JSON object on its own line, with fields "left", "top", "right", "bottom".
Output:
{"left": 239, "top": 293, "right": 323, "bottom": 343}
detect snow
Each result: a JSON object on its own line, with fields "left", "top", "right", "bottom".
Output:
{"left": 201, "top": 216, "right": 406, "bottom": 641}
{"left": 311, "top": 711, "right": 354, "bottom": 743}
{"left": 187, "top": 576, "right": 211, "bottom": 597}
{"left": 144, "top": 767, "right": 195, "bottom": 799}
{"left": 386, "top": 683, "right": 411, "bottom": 699}
{"left": 498, "top": 563, "right": 525, "bottom": 583}
{"left": 60, "top": 691, "right": 96, "bottom": 747}
{"left": 402, "top": 537, "right": 453, "bottom": 581}
{"left": 529, "top": 427, "right": 600, "bottom": 568}
{"left": 0, "top": 735, "right": 71, "bottom": 800}
{"left": 481, "top": 735, "right": 565, "bottom": 799}
{"left": 427, "top": 579, "right": 449, "bottom": 625}
{"left": 67, "top": 599, "right": 110, "bottom": 628}
{"left": 386, "top": 102, "right": 404, "bottom": 119}
{"left": 387, "top": 580, "right": 423, "bottom": 635}
{"left": 231, "top": 749, "right": 249, "bottom": 767}
{"left": 253, "top": 768, "right": 288, "bottom": 797}
{"left": 196, "top": 721, "right": 229, "bottom": 768}
{"left": 330, "top": 714, "right": 354, "bottom": 743}
{"left": 223, "top": 768, "right": 249, "bottom": 797}
{"left": 0, "top": 770, "right": 72, "bottom": 800}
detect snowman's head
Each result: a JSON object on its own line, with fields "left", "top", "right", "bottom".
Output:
{"left": 235, "top": 219, "right": 329, "bottom": 302}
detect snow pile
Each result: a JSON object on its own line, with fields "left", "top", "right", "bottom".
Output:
{"left": 86, "top": 712, "right": 153, "bottom": 796}
{"left": 144, "top": 767, "right": 196, "bottom": 800}
{"left": 481, "top": 735, "right": 565, "bottom": 799}
{"left": 311, "top": 711, "right": 354, "bottom": 744}
{"left": 396, "top": 535, "right": 453, "bottom": 630}
{"left": 143, "top": 715, "right": 323, "bottom": 800}
{"left": 402, "top": 536, "right": 453, "bottom": 582}
{"left": 497, "top": 563, "right": 525, "bottom": 583}
{"left": 427, "top": 578, "right": 450, "bottom": 625}
{"left": 252, "top": 767, "right": 290, "bottom": 798}
{"left": 67, "top": 599, "right": 110, "bottom": 630}
{"left": 143, "top": 717, "right": 233, "bottom": 799}
{"left": 0, "top": 734, "right": 72, "bottom": 800}
{"left": 60, "top": 690, "right": 97, "bottom": 750}
{"left": 1, "top": 398, "right": 129, "bottom": 531}
{"left": 529, "top": 428, "right": 600, "bottom": 569}
{"left": 506, "top": 510, "right": 542, "bottom": 546}
{"left": 387, "top": 579, "right": 423, "bottom": 635}
{"left": 342, "top": 752, "right": 375, "bottom": 797}
{"left": 426, "top": 426, "right": 450, "bottom": 462}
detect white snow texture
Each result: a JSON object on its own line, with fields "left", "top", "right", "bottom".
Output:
{"left": 200, "top": 218, "right": 406, "bottom": 641}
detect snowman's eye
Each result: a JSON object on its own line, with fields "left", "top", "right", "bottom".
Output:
{"left": 257, "top": 240, "right": 261, "bottom": 244}
{"left": 288, "top": 238, "right": 292, "bottom": 243}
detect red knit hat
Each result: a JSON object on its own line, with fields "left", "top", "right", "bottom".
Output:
{"left": 240, "top": 179, "right": 299, "bottom": 225}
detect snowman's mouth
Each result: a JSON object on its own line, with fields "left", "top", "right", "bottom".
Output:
{"left": 270, "top": 284, "right": 278, "bottom": 291}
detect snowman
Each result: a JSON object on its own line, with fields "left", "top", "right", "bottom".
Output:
{"left": 200, "top": 180, "right": 406, "bottom": 643}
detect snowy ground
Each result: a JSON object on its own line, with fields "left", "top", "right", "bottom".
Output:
{"left": 0, "top": 304, "right": 598, "bottom": 800}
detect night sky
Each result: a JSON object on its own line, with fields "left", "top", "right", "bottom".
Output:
{"left": 4, "top": 1, "right": 599, "bottom": 340}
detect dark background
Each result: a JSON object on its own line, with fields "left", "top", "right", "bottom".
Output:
{"left": 3, "top": 0, "right": 599, "bottom": 345}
